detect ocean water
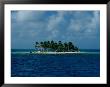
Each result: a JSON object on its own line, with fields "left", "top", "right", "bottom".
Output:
{"left": 11, "top": 49, "right": 100, "bottom": 77}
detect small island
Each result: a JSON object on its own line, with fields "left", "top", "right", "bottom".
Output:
{"left": 31, "top": 41, "right": 79, "bottom": 54}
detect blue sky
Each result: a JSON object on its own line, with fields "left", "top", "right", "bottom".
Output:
{"left": 11, "top": 11, "right": 100, "bottom": 49}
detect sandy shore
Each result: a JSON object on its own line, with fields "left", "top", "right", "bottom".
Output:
{"left": 31, "top": 51, "right": 99, "bottom": 54}
{"left": 12, "top": 51, "right": 99, "bottom": 55}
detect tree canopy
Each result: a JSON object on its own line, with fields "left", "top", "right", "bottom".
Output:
{"left": 35, "top": 40, "right": 79, "bottom": 52}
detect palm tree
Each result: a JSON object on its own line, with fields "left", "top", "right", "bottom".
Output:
{"left": 68, "top": 42, "right": 74, "bottom": 51}
{"left": 51, "top": 40, "right": 54, "bottom": 49}
{"left": 64, "top": 42, "right": 68, "bottom": 52}
{"left": 54, "top": 43, "right": 58, "bottom": 51}
{"left": 47, "top": 41, "right": 51, "bottom": 48}
{"left": 35, "top": 42, "right": 39, "bottom": 49}
{"left": 40, "top": 42, "right": 44, "bottom": 47}
{"left": 57, "top": 41, "right": 64, "bottom": 52}
{"left": 43, "top": 41, "right": 48, "bottom": 51}
{"left": 35, "top": 40, "right": 79, "bottom": 52}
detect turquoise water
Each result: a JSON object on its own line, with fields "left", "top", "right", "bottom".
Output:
{"left": 11, "top": 49, "right": 100, "bottom": 77}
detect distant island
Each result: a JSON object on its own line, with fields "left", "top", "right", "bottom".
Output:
{"left": 34, "top": 41, "right": 79, "bottom": 52}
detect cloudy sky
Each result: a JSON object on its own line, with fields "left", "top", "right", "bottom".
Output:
{"left": 11, "top": 10, "right": 100, "bottom": 49}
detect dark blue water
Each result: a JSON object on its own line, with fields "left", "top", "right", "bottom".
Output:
{"left": 11, "top": 49, "right": 100, "bottom": 77}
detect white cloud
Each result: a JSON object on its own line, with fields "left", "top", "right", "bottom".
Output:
{"left": 68, "top": 11, "right": 100, "bottom": 37}
{"left": 16, "top": 11, "right": 44, "bottom": 22}
{"left": 69, "top": 20, "right": 82, "bottom": 32}
{"left": 47, "top": 11, "right": 65, "bottom": 31}
{"left": 12, "top": 11, "right": 100, "bottom": 49}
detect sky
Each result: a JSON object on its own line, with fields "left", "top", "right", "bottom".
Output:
{"left": 11, "top": 10, "right": 100, "bottom": 49}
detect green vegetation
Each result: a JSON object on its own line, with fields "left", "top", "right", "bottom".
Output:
{"left": 35, "top": 40, "right": 79, "bottom": 52}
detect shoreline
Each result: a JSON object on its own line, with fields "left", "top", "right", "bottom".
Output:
{"left": 11, "top": 51, "right": 100, "bottom": 55}
{"left": 30, "top": 51, "right": 99, "bottom": 54}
